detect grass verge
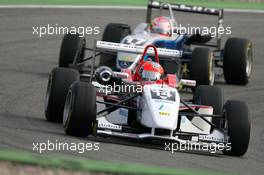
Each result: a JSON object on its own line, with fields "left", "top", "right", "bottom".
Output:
{"left": 0, "top": 149, "right": 228, "bottom": 175}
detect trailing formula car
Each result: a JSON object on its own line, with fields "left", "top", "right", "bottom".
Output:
{"left": 45, "top": 42, "right": 251, "bottom": 156}
{"left": 58, "top": 0, "right": 253, "bottom": 86}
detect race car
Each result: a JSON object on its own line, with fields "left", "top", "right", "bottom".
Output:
{"left": 45, "top": 42, "right": 251, "bottom": 156}
{"left": 58, "top": 0, "right": 253, "bottom": 86}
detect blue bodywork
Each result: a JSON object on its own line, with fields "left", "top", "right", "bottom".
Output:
{"left": 153, "top": 34, "right": 192, "bottom": 60}
{"left": 154, "top": 35, "right": 186, "bottom": 50}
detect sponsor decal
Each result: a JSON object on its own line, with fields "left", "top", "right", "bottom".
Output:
{"left": 159, "top": 104, "right": 164, "bottom": 110}
{"left": 199, "top": 135, "right": 226, "bottom": 142}
{"left": 151, "top": 1, "right": 219, "bottom": 15}
{"left": 120, "top": 56, "right": 134, "bottom": 62}
{"left": 119, "top": 61, "right": 131, "bottom": 68}
{"left": 96, "top": 41, "right": 182, "bottom": 57}
{"left": 98, "top": 123, "right": 122, "bottom": 130}
{"left": 154, "top": 99, "right": 173, "bottom": 104}
{"left": 112, "top": 72, "right": 129, "bottom": 79}
{"left": 159, "top": 111, "right": 170, "bottom": 116}
{"left": 123, "top": 38, "right": 146, "bottom": 45}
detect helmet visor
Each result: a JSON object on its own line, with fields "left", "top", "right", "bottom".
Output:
{"left": 141, "top": 70, "right": 161, "bottom": 81}
{"left": 151, "top": 27, "right": 171, "bottom": 36}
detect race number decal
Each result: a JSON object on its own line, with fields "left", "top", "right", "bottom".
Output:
{"left": 123, "top": 38, "right": 145, "bottom": 45}
{"left": 151, "top": 89, "right": 175, "bottom": 101}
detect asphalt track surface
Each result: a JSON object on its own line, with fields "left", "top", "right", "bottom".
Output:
{"left": 0, "top": 8, "right": 263, "bottom": 175}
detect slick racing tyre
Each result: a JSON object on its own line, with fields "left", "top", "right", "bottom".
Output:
{"left": 193, "top": 85, "right": 224, "bottom": 127}
{"left": 222, "top": 100, "right": 250, "bottom": 156}
{"left": 59, "top": 33, "right": 86, "bottom": 67}
{"left": 63, "top": 82, "right": 97, "bottom": 137}
{"left": 98, "top": 23, "right": 131, "bottom": 69}
{"left": 45, "top": 67, "right": 79, "bottom": 123}
{"left": 223, "top": 38, "right": 253, "bottom": 85}
{"left": 190, "top": 47, "right": 214, "bottom": 85}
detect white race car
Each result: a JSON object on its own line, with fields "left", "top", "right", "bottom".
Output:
{"left": 45, "top": 41, "right": 251, "bottom": 156}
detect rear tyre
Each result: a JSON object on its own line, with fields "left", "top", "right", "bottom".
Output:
{"left": 45, "top": 67, "right": 79, "bottom": 123}
{"left": 223, "top": 38, "right": 253, "bottom": 85}
{"left": 160, "top": 60, "right": 179, "bottom": 75}
{"left": 190, "top": 47, "right": 214, "bottom": 85}
{"left": 193, "top": 85, "right": 224, "bottom": 127}
{"left": 59, "top": 33, "right": 86, "bottom": 67}
{"left": 98, "top": 23, "right": 131, "bottom": 69}
{"left": 63, "top": 82, "right": 97, "bottom": 137}
{"left": 222, "top": 100, "right": 250, "bottom": 156}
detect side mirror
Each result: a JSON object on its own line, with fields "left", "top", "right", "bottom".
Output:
{"left": 95, "top": 66, "right": 113, "bottom": 85}
{"left": 179, "top": 79, "right": 196, "bottom": 87}
{"left": 95, "top": 66, "right": 129, "bottom": 85}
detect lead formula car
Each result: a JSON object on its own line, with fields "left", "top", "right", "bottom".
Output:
{"left": 45, "top": 42, "right": 251, "bottom": 156}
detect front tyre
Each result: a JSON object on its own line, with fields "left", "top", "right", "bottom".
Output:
{"left": 223, "top": 38, "right": 253, "bottom": 85}
{"left": 45, "top": 67, "right": 79, "bottom": 123}
{"left": 193, "top": 85, "right": 224, "bottom": 127}
{"left": 63, "top": 82, "right": 97, "bottom": 137}
{"left": 98, "top": 23, "right": 131, "bottom": 69}
{"left": 222, "top": 100, "right": 250, "bottom": 156}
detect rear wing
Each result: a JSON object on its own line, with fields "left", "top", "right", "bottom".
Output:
{"left": 96, "top": 41, "right": 182, "bottom": 58}
{"left": 146, "top": 0, "right": 224, "bottom": 49}
{"left": 85, "top": 41, "right": 182, "bottom": 82}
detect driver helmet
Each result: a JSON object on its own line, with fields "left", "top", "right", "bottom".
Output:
{"left": 150, "top": 16, "right": 175, "bottom": 36}
{"left": 140, "top": 61, "right": 164, "bottom": 81}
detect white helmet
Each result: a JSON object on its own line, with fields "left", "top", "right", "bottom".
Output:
{"left": 151, "top": 16, "right": 176, "bottom": 36}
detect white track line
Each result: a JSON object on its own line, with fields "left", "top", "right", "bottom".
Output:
{"left": 0, "top": 5, "right": 264, "bottom": 13}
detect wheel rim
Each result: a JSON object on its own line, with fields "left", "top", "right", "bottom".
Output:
{"left": 44, "top": 74, "right": 52, "bottom": 116}
{"left": 246, "top": 44, "right": 253, "bottom": 78}
{"left": 63, "top": 89, "right": 73, "bottom": 126}
{"left": 209, "top": 53, "right": 215, "bottom": 86}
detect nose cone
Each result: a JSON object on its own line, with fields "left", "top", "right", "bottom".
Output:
{"left": 140, "top": 84, "right": 180, "bottom": 130}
